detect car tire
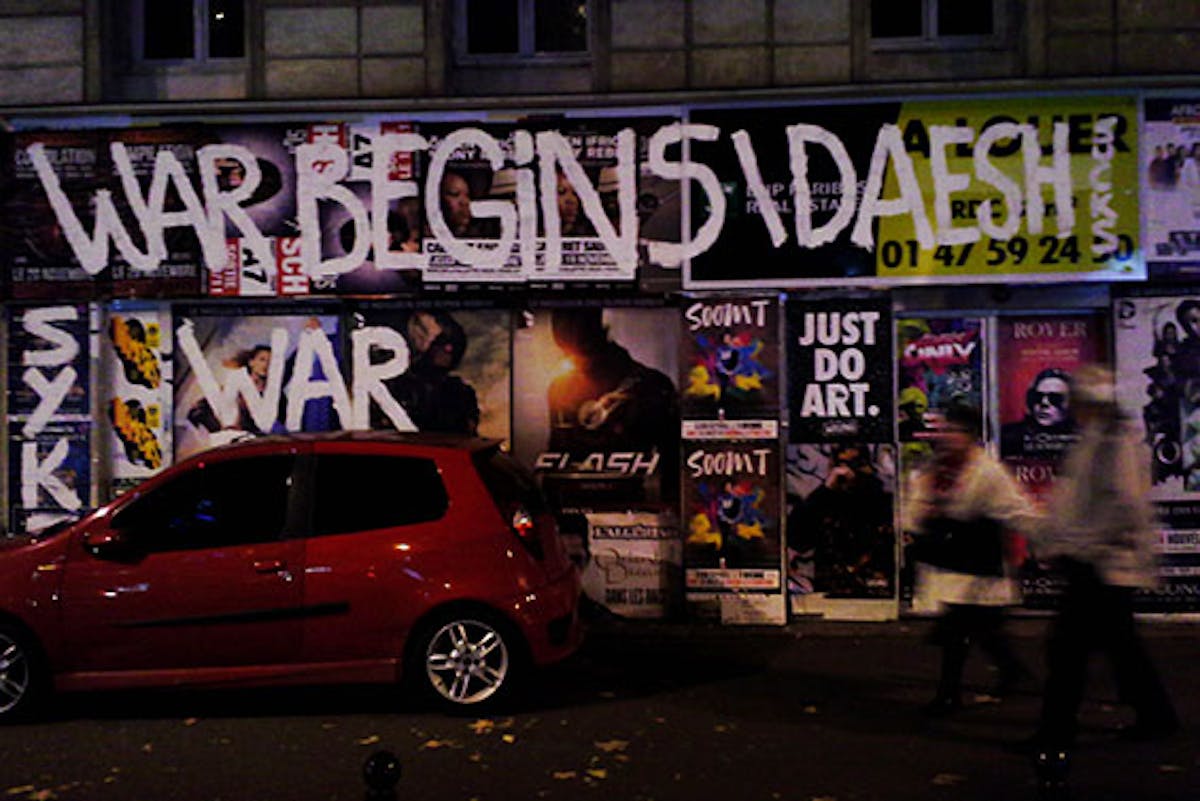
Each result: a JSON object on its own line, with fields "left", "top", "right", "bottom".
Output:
{"left": 0, "top": 623, "right": 46, "bottom": 723}
{"left": 407, "top": 608, "right": 527, "bottom": 714}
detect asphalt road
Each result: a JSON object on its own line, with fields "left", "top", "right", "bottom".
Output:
{"left": 0, "top": 617, "right": 1196, "bottom": 801}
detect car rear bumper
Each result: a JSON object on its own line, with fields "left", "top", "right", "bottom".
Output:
{"left": 510, "top": 566, "right": 583, "bottom": 666}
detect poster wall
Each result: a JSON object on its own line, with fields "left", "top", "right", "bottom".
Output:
{"left": 104, "top": 304, "right": 174, "bottom": 499}
{"left": 172, "top": 305, "right": 344, "bottom": 460}
{"left": 1114, "top": 294, "right": 1200, "bottom": 610}
{"left": 581, "top": 511, "right": 682, "bottom": 619}
{"left": 6, "top": 305, "right": 94, "bottom": 533}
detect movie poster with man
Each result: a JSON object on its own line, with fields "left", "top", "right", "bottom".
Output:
{"left": 352, "top": 304, "right": 511, "bottom": 441}
{"left": 511, "top": 305, "right": 680, "bottom": 559}
{"left": 1114, "top": 293, "right": 1200, "bottom": 610}
{"left": 680, "top": 295, "right": 780, "bottom": 422}
{"left": 785, "top": 442, "right": 896, "bottom": 609}
{"left": 104, "top": 304, "right": 174, "bottom": 499}
{"left": 6, "top": 305, "right": 94, "bottom": 534}
{"left": 172, "top": 306, "right": 344, "bottom": 460}
{"left": 786, "top": 296, "right": 892, "bottom": 443}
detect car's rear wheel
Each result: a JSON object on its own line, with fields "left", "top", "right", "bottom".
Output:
{"left": 410, "top": 610, "right": 525, "bottom": 712}
{"left": 0, "top": 624, "right": 45, "bottom": 722}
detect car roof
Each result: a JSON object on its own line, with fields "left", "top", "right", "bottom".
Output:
{"left": 195, "top": 431, "right": 502, "bottom": 457}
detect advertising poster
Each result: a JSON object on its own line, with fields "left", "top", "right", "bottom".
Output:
{"left": 996, "top": 315, "right": 1106, "bottom": 495}
{"left": 688, "top": 96, "right": 1140, "bottom": 288}
{"left": 6, "top": 131, "right": 109, "bottom": 299}
{"left": 102, "top": 126, "right": 206, "bottom": 298}
{"left": 786, "top": 295, "right": 892, "bottom": 443}
{"left": 1113, "top": 294, "right": 1200, "bottom": 610}
{"left": 896, "top": 316, "right": 984, "bottom": 447}
{"left": 1143, "top": 98, "right": 1200, "bottom": 281}
{"left": 173, "top": 305, "right": 344, "bottom": 460}
{"left": 6, "top": 305, "right": 93, "bottom": 533}
{"left": 581, "top": 511, "right": 682, "bottom": 619}
{"left": 785, "top": 442, "right": 896, "bottom": 603}
{"left": 352, "top": 303, "right": 511, "bottom": 440}
{"left": 512, "top": 305, "right": 680, "bottom": 554}
{"left": 682, "top": 439, "right": 784, "bottom": 618}
{"left": 103, "top": 304, "right": 174, "bottom": 499}
{"left": 680, "top": 295, "right": 779, "bottom": 422}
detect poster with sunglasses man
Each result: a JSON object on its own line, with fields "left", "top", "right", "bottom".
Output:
{"left": 999, "top": 368, "right": 1077, "bottom": 459}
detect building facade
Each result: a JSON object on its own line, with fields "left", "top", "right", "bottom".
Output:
{"left": 4, "top": 1, "right": 1200, "bottom": 623}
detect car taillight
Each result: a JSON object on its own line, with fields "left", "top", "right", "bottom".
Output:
{"left": 509, "top": 504, "right": 544, "bottom": 559}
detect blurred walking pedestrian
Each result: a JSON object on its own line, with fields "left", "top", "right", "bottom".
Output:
{"left": 1020, "top": 364, "right": 1178, "bottom": 753}
{"left": 901, "top": 400, "right": 1039, "bottom": 715}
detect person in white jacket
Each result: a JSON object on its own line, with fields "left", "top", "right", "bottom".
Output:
{"left": 902, "top": 400, "right": 1040, "bottom": 715}
{"left": 1024, "top": 364, "right": 1178, "bottom": 751}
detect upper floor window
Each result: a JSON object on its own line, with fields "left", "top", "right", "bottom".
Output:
{"left": 870, "top": 0, "right": 998, "bottom": 46}
{"left": 135, "top": 0, "right": 246, "bottom": 63}
{"left": 456, "top": 0, "right": 589, "bottom": 62}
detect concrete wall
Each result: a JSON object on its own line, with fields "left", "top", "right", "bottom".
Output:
{"left": 2, "top": 0, "right": 1200, "bottom": 107}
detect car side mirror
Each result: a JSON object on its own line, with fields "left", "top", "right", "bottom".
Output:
{"left": 84, "top": 529, "right": 138, "bottom": 560}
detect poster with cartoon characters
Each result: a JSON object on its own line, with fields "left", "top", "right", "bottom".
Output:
{"left": 172, "top": 305, "right": 345, "bottom": 460}
{"left": 680, "top": 295, "right": 779, "bottom": 422}
{"left": 895, "top": 317, "right": 984, "bottom": 445}
{"left": 104, "top": 304, "right": 173, "bottom": 498}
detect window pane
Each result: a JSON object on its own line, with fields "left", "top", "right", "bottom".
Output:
{"left": 870, "top": 0, "right": 923, "bottom": 38}
{"left": 467, "top": 0, "right": 519, "bottom": 54}
{"left": 312, "top": 455, "right": 448, "bottom": 537}
{"left": 144, "top": 0, "right": 195, "bottom": 59}
{"left": 116, "top": 455, "right": 294, "bottom": 551}
{"left": 938, "top": 1, "right": 994, "bottom": 36}
{"left": 535, "top": 0, "right": 588, "bottom": 53}
{"left": 209, "top": 0, "right": 245, "bottom": 58}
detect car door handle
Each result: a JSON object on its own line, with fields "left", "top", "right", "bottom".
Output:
{"left": 252, "top": 560, "right": 287, "bottom": 574}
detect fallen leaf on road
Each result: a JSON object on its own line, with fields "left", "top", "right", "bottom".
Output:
{"left": 357, "top": 735, "right": 381, "bottom": 746}
{"left": 713, "top": 724, "right": 729, "bottom": 733}
{"left": 420, "top": 739, "right": 457, "bottom": 750}
{"left": 594, "top": 740, "right": 628, "bottom": 753}
{"left": 552, "top": 771, "right": 577, "bottom": 780}
{"left": 803, "top": 705, "right": 819, "bottom": 715}
{"left": 1158, "top": 764, "right": 1183, "bottom": 773}
{"left": 28, "top": 791, "right": 55, "bottom": 801}
{"left": 469, "top": 719, "right": 495, "bottom": 735}
{"left": 653, "top": 717, "right": 666, "bottom": 724}
{"left": 932, "top": 773, "right": 966, "bottom": 786}
{"left": 320, "top": 723, "right": 338, "bottom": 731}
{"left": 468, "top": 752, "right": 483, "bottom": 763}
{"left": 586, "top": 769, "right": 607, "bottom": 780}
{"left": 614, "top": 754, "right": 630, "bottom": 763}
{"left": 501, "top": 734, "right": 516, "bottom": 744}
{"left": 5, "top": 786, "right": 34, "bottom": 796}
{"left": 183, "top": 718, "right": 198, "bottom": 726}
{"left": 811, "top": 796, "right": 837, "bottom": 801}
{"left": 141, "top": 743, "right": 153, "bottom": 754}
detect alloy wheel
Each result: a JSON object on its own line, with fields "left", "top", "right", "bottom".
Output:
{"left": 0, "top": 633, "right": 30, "bottom": 716}
{"left": 424, "top": 619, "right": 510, "bottom": 706}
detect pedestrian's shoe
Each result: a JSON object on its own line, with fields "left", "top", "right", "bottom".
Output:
{"left": 1116, "top": 717, "right": 1179, "bottom": 742}
{"left": 1034, "top": 748, "right": 1071, "bottom": 801}
{"left": 921, "top": 694, "right": 962, "bottom": 717}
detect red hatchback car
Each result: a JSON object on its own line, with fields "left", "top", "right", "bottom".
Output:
{"left": 0, "top": 433, "right": 582, "bottom": 719}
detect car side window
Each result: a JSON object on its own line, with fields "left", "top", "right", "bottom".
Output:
{"left": 311, "top": 454, "right": 448, "bottom": 537}
{"left": 112, "top": 455, "right": 295, "bottom": 552}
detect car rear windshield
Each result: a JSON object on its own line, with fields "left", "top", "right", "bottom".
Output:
{"left": 473, "top": 447, "right": 546, "bottom": 514}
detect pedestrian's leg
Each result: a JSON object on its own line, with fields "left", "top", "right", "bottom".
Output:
{"left": 973, "top": 606, "right": 1031, "bottom": 697}
{"left": 1099, "top": 585, "right": 1178, "bottom": 738}
{"left": 926, "top": 605, "right": 968, "bottom": 715}
{"left": 1035, "top": 575, "right": 1097, "bottom": 748}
